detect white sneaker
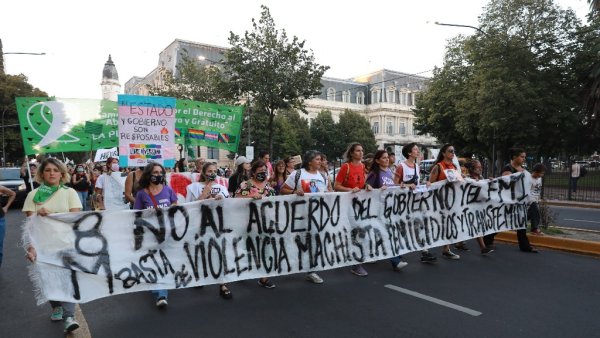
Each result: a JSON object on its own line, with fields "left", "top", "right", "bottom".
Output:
{"left": 156, "top": 297, "right": 168, "bottom": 308}
{"left": 64, "top": 316, "right": 79, "bottom": 333}
{"left": 442, "top": 250, "right": 460, "bottom": 260}
{"left": 305, "top": 272, "right": 324, "bottom": 284}
{"left": 394, "top": 261, "right": 409, "bottom": 271}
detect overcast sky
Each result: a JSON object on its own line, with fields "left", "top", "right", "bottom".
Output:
{"left": 1, "top": 0, "right": 590, "bottom": 99}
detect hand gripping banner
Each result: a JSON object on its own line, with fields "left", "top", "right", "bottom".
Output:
{"left": 23, "top": 173, "right": 530, "bottom": 304}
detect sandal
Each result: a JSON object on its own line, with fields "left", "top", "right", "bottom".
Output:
{"left": 219, "top": 284, "right": 232, "bottom": 300}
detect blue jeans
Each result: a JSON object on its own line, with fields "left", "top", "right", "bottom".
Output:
{"left": 77, "top": 191, "right": 89, "bottom": 211}
{"left": 571, "top": 177, "right": 578, "bottom": 192}
{"left": 389, "top": 255, "right": 404, "bottom": 267}
{"left": 152, "top": 289, "right": 168, "bottom": 300}
{"left": 0, "top": 217, "right": 5, "bottom": 267}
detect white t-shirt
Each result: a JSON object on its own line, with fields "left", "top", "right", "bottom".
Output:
{"left": 529, "top": 177, "right": 542, "bottom": 203}
{"left": 185, "top": 182, "right": 229, "bottom": 202}
{"left": 285, "top": 169, "right": 329, "bottom": 193}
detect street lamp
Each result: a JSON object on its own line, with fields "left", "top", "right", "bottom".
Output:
{"left": 434, "top": 21, "right": 498, "bottom": 177}
{"left": 177, "top": 144, "right": 183, "bottom": 159}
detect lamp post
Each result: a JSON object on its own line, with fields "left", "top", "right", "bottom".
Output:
{"left": 177, "top": 144, "right": 183, "bottom": 159}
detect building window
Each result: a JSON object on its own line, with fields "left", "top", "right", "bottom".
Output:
{"left": 327, "top": 88, "right": 336, "bottom": 101}
{"left": 412, "top": 125, "right": 418, "bottom": 136}
{"left": 207, "top": 147, "right": 219, "bottom": 160}
{"left": 387, "top": 89, "right": 395, "bottom": 103}
{"left": 406, "top": 93, "right": 413, "bottom": 106}
{"left": 399, "top": 122, "right": 406, "bottom": 136}
{"left": 342, "top": 90, "right": 350, "bottom": 103}
{"left": 386, "top": 121, "right": 394, "bottom": 135}
{"left": 372, "top": 122, "right": 379, "bottom": 134}
{"left": 356, "top": 91, "right": 365, "bottom": 104}
{"left": 372, "top": 89, "right": 380, "bottom": 104}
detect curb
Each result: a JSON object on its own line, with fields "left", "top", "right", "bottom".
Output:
{"left": 495, "top": 231, "right": 600, "bottom": 257}
{"left": 545, "top": 200, "right": 600, "bottom": 209}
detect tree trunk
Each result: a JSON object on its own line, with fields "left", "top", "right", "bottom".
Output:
{"left": 267, "top": 108, "right": 275, "bottom": 156}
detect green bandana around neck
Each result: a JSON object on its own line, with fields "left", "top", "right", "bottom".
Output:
{"left": 33, "top": 184, "right": 62, "bottom": 204}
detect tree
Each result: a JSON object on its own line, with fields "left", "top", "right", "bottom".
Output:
{"left": 310, "top": 110, "right": 340, "bottom": 160}
{"left": 224, "top": 5, "right": 329, "bottom": 155}
{"left": 0, "top": 73, "right": 47, "bottom": 165}
{"left": 414, "top": 0, "right": 583, "bottom": 170}
{"left": 150, "top": 51, "right": 235, "bottom": 104}
{"left": 337, "top": 110, "right": 378, "bottom": 155}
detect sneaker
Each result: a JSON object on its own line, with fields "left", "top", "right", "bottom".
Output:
{"left": 156, "top": 297, "right": 168, "bottom": 308}
{"left": 350, "top": 265, "right": 368, "bottom": 277}
{"left": 442, "top": 250, "right": 460, "bottom": 260}
{"left": 394, "top": 260, "right": 409, "bottom": 271}
{"left": 481, "top": 247, "right": 494, "bottom": 255}
{"left": 531, "top": 229, "right": 544, "bottom": 236}
{"left": 50, "top": 306, "right": 63, "bottom": 321}
{"left": 454, "top": 242, "right": 470, "bottom": 251}
{"left": 258, "top": 279, "right": 276, "bottom": 289}
{"left": 63, "top": 316, "right": 79, "bottom": 333}
{"left": 420, "top": 252, "right": 437, "bottom": 263}
{"left": 305, "top": 272, "right": 324, "bottom": 284}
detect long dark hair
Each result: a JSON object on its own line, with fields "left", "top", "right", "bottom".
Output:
{"left": 175, "top": 158, "right": 186, "bottom": 172}
{"left": 273, "top": 160, "right": 287, "bottom": 181}
{"left": 435, "top": 144, "right": 453, "bottom": 165}
{"left": 368, "top": 150, "right": 388, "bottom": 188}
{"left": 138, "top": 163, "right": 166, "bottom": 189}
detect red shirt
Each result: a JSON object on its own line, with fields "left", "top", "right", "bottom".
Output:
{"left": 335, "top": 162, "right": 366, "bottom": 189}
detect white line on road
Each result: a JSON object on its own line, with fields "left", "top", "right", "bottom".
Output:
{"left": 384, "top": 284, "right": 482, "bottom": 317}
{"left": 564, "top": 218, "right": 600, "bottom": 224}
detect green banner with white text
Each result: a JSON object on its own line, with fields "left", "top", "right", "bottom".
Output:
{"left": 16, "top": 97, "right": 244, "bottom": 155}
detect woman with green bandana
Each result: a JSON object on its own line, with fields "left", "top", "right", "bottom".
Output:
{"left": 22, "top": 158, "right": 82, "bottom": 335}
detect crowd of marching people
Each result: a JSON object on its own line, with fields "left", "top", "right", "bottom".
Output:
{"left": 16, "top": 143, "right": 546, "bottom": 334}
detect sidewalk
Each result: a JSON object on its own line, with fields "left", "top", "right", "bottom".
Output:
{"left": 545, "top": 199, "right": 600, "bottom": 209}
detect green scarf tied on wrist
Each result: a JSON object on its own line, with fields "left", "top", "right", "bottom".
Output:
{"left": 33, "top": 184, "right": 62, "bottom": 204}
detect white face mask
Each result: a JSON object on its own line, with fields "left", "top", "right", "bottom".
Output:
{"left": 111, "top": 163, "right": 120, "bottom": 172}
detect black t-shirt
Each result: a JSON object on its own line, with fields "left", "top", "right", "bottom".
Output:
{"left": 502, "top": 164, "right": 518, "bottom": 174}
{"left": 21, "top": 173, "right": 40, "bottom": 192}
{"left": 72, "top": 173, "right": 89, "bottom": 192}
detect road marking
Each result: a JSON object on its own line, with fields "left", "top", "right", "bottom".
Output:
{"left": 564, "top": 218, "right": 600, "bottom": 224}
{"left": 384, "top": 284, "right": 482, "bottom": 317}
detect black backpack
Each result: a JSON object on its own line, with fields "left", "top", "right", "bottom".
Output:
{"left": 580, "top": 166, "right": 588, "bottom": 178}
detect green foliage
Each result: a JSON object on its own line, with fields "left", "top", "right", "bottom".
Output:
{"left": 414, "top": 0, "right": 585, "bottom": 165}
{"left": 338, "top": 110, "right": 378, "bottom": 155}
{"left": 150, "top": 52, "right": 235, "bottom": 104}
{"left": 224, "top": 5, "right": 329, "bottom": 154}
{"left": 0, "top": 73, "right": 47, "bottom": 165}
{"left": 310, "top": 110, "right": 341, "bottom": 160}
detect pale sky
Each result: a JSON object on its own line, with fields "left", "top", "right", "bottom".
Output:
{"left": 1, "top": 0, "right": 590, "bottom": 99}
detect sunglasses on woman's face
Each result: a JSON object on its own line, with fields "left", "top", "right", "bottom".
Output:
{"left": 447, "top": 149, "right": 455, "bottom": 154}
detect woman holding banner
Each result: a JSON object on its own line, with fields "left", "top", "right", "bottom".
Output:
{"left": 133, "top": 163, "right": 178, "bottom": 308}
{"left": 186, "top": 162, "right": 233, "bottom": 299}
{"left": 334, "top": 143, "right": 370, "bottom": 277}
{"left": 235, "top": 159, "right": 277, "bottom": 289}
{"left": 270, "top": 160, "right": 288, "bottom": 195}
{"left": 366, "top": 150, "right": 410, "bottom": 271}
{"left": 22, "top": 158, "right": 82, "bottom": 334}
{"left": 427, "top": 144, "right": 461, "bottom": 260}
{"left": 281, "top": 150, "right": 332, "bottom": 284}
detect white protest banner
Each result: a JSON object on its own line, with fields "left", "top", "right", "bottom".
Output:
{"left": 94, "top": 147, "right": 118, "bottom": 162}
{"left": 118, "top": 95, "right": 176, "bottom": 169}
{"left": 24, "top": 173, "right": 529, "bottom": 304}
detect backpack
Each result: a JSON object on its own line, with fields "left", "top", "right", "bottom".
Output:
{"left": 580, "top": 166, "right": 588, "bottom": 178}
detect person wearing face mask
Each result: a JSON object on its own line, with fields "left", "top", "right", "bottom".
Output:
{"left": 71, "top": 164, "right": 90, "bottom": 211}
{"left": 235, "top": 159, "right": 277, "bottom": 288}
{"left": 94, "top": 157, "right": 122, "bottom": 210}
{"left": 185, "top": 162, "right": 232, "bottom": 299}
{"left": 133, "top": 163, "right": 177, "bottom": 308}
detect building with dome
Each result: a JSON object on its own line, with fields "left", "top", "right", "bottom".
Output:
{"left": 101, "top": 55, "right": 120, "bottom": 101}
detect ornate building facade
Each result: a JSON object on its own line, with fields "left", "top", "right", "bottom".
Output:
{"left": 125, "top": 39, "right": 439, "bottom": 161}
{"left": 101, "top": 55, "right": 120, "bottom": 101}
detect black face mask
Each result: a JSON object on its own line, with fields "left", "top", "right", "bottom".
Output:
{"left": 150, "top": 175, "right": 164, "bottom": 184}
{"left": 255, "top": 172, "right": 267, "bottom": 182}
{"left": 206, "top": 173, "right": 217, "bottom": 181}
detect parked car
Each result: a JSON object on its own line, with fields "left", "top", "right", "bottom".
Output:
{"left": 0, "top": 167, "right": 28, "bottom": 207}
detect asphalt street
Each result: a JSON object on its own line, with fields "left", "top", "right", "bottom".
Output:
{"left": 549, "top": 206, "right": 600, "bottom": 231}
{"left": 1, "top": 209, "right": 599, "bottom": 338}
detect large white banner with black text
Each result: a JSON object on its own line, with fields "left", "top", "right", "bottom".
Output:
{"left": 24, "top": 173, "right": 529, "bottom": 304}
